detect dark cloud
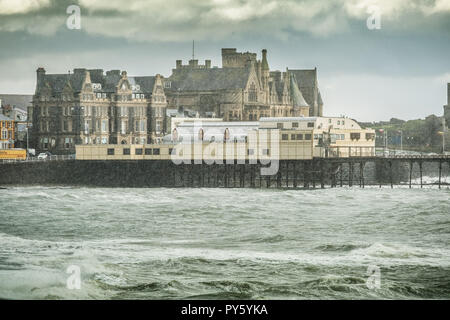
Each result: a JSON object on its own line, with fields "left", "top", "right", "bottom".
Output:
{"left": 0, "top": 0, "right": 448, "bottom": 120}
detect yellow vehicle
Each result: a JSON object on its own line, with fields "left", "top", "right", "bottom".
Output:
{"left": 0, "top": 149, "right": 26, "bottom": 160}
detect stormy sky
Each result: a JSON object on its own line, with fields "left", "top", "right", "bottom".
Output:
{"left": 0, "top": 0, "right": 449, "bottom": 121}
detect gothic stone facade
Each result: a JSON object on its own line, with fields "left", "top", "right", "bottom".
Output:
{"left": 31, "top": 48, "right": 324, "bottom": 154}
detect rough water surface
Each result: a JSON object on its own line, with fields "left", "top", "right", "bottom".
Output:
{"left": 0, "top": 186, "right": 449, "bottom": 299}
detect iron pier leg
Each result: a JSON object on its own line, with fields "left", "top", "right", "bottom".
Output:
{"left": 303, "top": 161, "right": 308, "bottom": 188}
{"left": 293, "top": 161, "right": 297, "bottom": 188}
{"left": 389, "top": 161, "right": 393, "bottom": 189}
{"left": 419, "top": 162, "right": 423, "bottom": 188}
{"left": 439, "top": 160, "right": 442, "bottom": 189}
{"left": 320, "top": 161, "right": 325, "bottom": 189}
{"left": 360, "top": 162, "right": 365, "bottom": 188}
{"left": 349, "top": 162, "right": 353, "bottom": 187}
{"left": 286, "top": 161, "right": 289, "bottom": 188}
{"left": 409, "top": 161, "right": 413, "bottom": 189}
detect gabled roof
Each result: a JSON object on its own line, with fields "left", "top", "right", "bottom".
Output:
{"left": 0, "top": 94, "right": 33, "bottom": 111}
{"left": 169, "top": 68, "right": 250, "bottom": 91}
{"left": 289, "top": 74, "right": 309, "bottom": 108}
{"left": 130, "top": 76, "right": 156, "bottom": 93}
{"left": 287, "top": 69, "right": 319, "bottom": 107}
{"left": 0, "top": 114, "right": 13, "bottom": 121}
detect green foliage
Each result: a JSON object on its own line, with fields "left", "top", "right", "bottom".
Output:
{"left": 363, "top": 114, "right": 445, "bottom": 152}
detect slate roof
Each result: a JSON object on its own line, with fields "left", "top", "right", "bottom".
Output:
{"left": 287, "top": 69, "right": 319, "bottom": 107}
{"left": 0, "top": 114, "right": 13, "bottom": 121}
{"left": 289, "top": 74, "right": 309, "bottom": 108}
{"left": 131, "top": 76, "right": 156, "bottom": 93}
{"left": 0, "top": 94, "right": 33, "bottom": 111}
{"left": 168, "top": 68, "right": 250, "bottom": 91}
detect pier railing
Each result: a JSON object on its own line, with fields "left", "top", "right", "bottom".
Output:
{"left": 0, "top": 154, "right": 75, "bottom": 164}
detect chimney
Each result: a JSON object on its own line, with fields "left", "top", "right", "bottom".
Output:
{"left": 36, "top": 67, "right": 46, "bottom": 87}
{"left": 205, "top": 60, "right": 211, "bottom": 69}
{"left": 261, "top": 49, "right": 269, "bottom": 71}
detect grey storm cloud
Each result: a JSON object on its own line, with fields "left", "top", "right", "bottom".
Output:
{"left": 0, "top": 0, "right": 449, "bottom": 121}
{"left": 0, "top": 0, "right": 449, "bottom": 41}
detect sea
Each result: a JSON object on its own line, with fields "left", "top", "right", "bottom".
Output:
{"left": 0, "top": 182, "right": 449, "bottom": 299}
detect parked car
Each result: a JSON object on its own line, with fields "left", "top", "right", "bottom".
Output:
{"left": 37, "top": 152, "right": 52, "bottom": 160}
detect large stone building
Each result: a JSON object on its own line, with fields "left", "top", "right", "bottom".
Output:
{"left": 31, "top": 48, "right": 324, "bottom": 154}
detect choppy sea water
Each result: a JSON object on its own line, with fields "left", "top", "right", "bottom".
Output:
{"left": 0, "top": 186, "right": 449, "bottom": 300}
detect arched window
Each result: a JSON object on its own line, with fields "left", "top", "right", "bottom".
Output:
{"left": 198, "top": 128, "right": 204, "bottom": 141}
{"left": 172, "top": 128, "right": 178, "bottom": 141}
{"left": 224, "top": 128, "right": 230, "bottom": 141}
{"left": 248, "top": 83, "right": 257, "bottom": 102}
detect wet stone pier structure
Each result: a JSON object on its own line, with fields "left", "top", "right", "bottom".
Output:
{"left": 1, "top": 155, "right": 449, "bottom": 188}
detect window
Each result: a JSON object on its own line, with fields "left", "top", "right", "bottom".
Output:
{"left": 366, "top": 133, "right": 375, "bottom": 140}
{"left": 262, "top": 149, "right": 270, "bottom": 156}
{"left": 341, "top": 134, "right": 345, "bottom": 140}
{"left": 135, "top": 148, "right": 143, "bottom": 155}
{"left": 107, "top": 148, "right": 115, "bottom": 155}
{"left": 145, "top": 148, "right": 152, "bottom": 155}
{"left": 305, "top": 134, "right": 312, "bottom": 140}
{"left": 248, "top": 83, "right": 257, "bottom": 102}
{"left": 248, "top": 149, "right": 254, "bottom": 155}
{"left": 292, "top": 122, "right": 299, "bottom": 128}
{"left": 1, "top": 128, "right": 7, "bottom": 139}
{"left": 350, "top": 133, "right": 361, "bottom": 140}
{"left": 101, "top": 120, "right": 108, "bottom": 133}
{"left": 169, "top": 148, "right": 175, "bottom": 155}
{"left": 123, "top": 148, "right": 130, "bottom": 155}
{"left": 291, "top": 134, "right": 296, "bottom": 140}
{"left": 307, "top": 122, "right": 314, "bottom": 128}
{"left": 153, "top": 148, "right": 160, "bottom": 155}
{"left": 282, "top": 134, "right": 289, "bottom": 140}
{"left": 101, "top": 137, "right": 108, "bottom": 144}
{"left": 296, "top": 134, "right": 303, "bottom": 140}
{"left": 277, "top": 123, "right": 283, "bottom": 129}
{"left": 337, "top": 120, "right": 340, "bottom": 125}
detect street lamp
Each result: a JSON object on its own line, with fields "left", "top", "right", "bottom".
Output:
{"left": 26, "top": 127, "right": 29, "bottom": 159}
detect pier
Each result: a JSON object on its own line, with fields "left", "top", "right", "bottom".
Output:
{"left": 0, "top": 153, "right": 449, "bottom": 188}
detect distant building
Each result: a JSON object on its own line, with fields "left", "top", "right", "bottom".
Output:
{"left": 0, "top": 114, "right": 15, "bottom": 149}
{"left": 31, "top": 47, "right": 324, "bottom": 154}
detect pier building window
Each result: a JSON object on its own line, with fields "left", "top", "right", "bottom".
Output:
{"left": 145, "top": 148, "right": 152, "bottom": 155}
{"left": 277, "top": 123, "right": 282, "bottom": 129}
{"left": 282, "top": 134, "right": 288, "bottom": 140}
{"left": 153, "top": 148, "right": 160, "bottom": 155}
{"left": 292, "top": 122, "right": 299, "bottom": 128}
{"left": 365, "top": 133, "right": 375, "bottom": 140}
{"left": 350, "top": 133, "right": 361, "bottom": 140}
{"left": 107, "top": 148, "right": 115, "bottom": 155}
{"left": 248, "top": 149, "right": 254, "bottom": 155}
{"left": 135, "top": 148, "right": 143, "bottom": 155}
{"left": 101, "top": 137, "right": 108, "bottom": 144}
{"left": 305, "top": 134, "right": 312, "bottom": 140}
{"left": 296, "top": 134, "right": 303, "bottom": 140}
{"left": 101, "top": 120, "right": 108, "bottom": 133}
{"left": 248, "top": 83, "right": 257, "bottom": 102}
{"left": 123, "top": 148, "right": 130, "bottom": 155}
{"left": 291, "top": 134, "right": 296, "bottom": 140}
{"left": 1, "top": 128, "right": 7, "bottom": 139}
{"left": 307, "top": 122, "right": 314, "bottom": 128}
{"left": 262, "top": 149, "right": 270, "bottom": 156}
